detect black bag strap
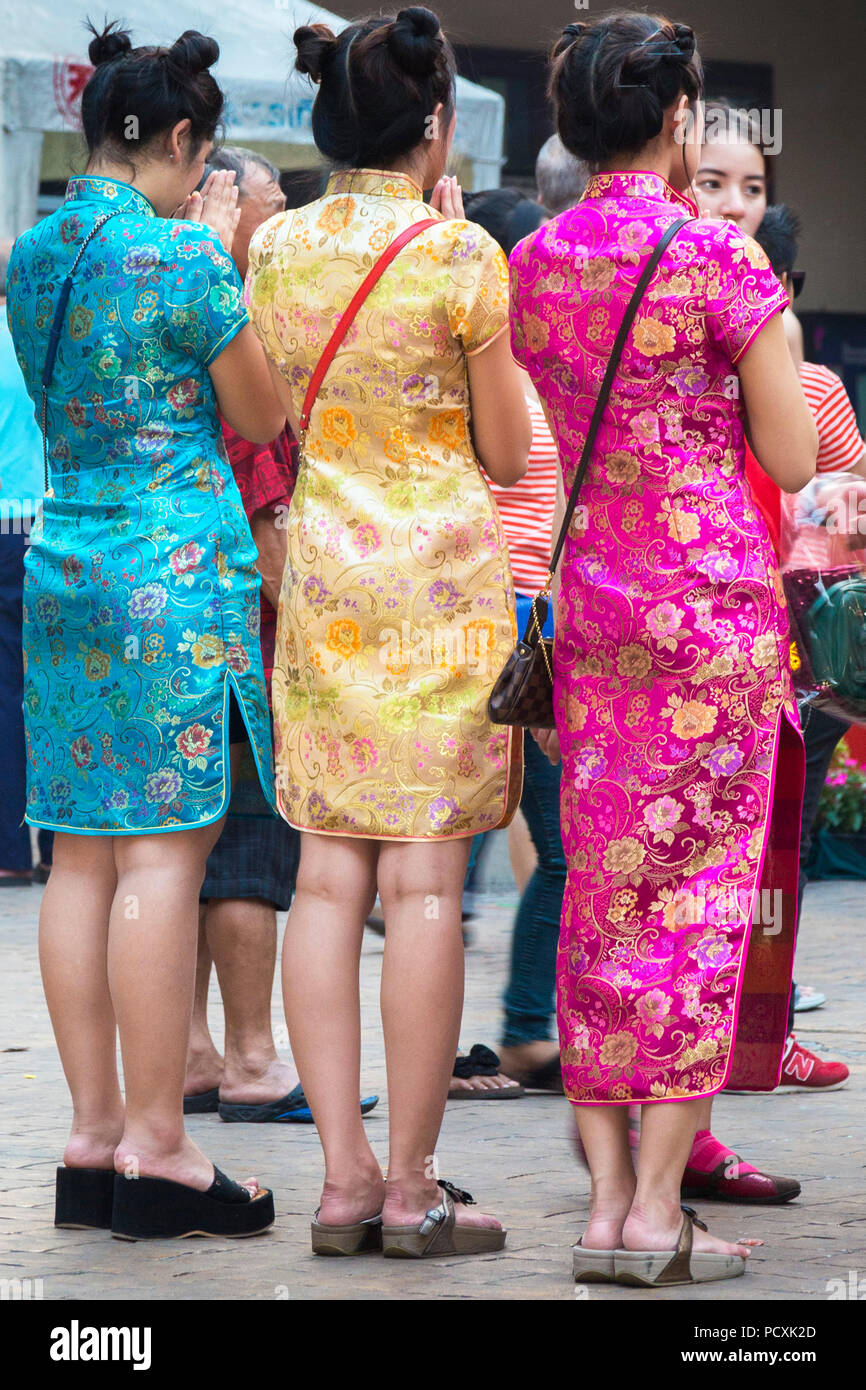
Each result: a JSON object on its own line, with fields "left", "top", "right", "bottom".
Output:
{"left": 40, "top": 208, "right": 123, "bottom": 494}
{"left": 545, "top": 215, "right": 691, "bottom": 584}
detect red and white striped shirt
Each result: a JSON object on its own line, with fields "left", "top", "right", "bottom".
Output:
{"left": 798, "top": 362, "right": 865, "bottom": 472}
{"left": 483, "top": 398, "right": 558, "bottom": 596}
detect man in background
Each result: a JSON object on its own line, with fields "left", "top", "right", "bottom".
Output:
{"left": 534, "top": 134, "right": 587, "bottom": 215}
{"left": 185, "top": 149, "right": 377, "bottom": 1123}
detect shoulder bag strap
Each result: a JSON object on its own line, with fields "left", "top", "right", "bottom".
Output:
{"left": 544, "top": 215, "right": 691, "bottom": 585}
{"left": 40, "top": 207, "right": 123, "bottom": 495}
{"left": 298, "top": 216, "right": 441, "bottom": 438}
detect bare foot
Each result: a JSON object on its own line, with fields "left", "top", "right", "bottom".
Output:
{"left": 449, "top": 1072, "right": 521, "bottom": 1096}
{"left": 184, "top": 1042, "right": 223, "bottom": 1097}
{"left": 114, "top": 1133, "right": 258, "bottom": 1197}
{"left": 623, "top": 1202, "right": 758, "bottom": 1259}
{"left": 218, "top": 1054, "right": 299, "bottom": 1105}
{"left": 316, "top": 1162, "right": 385, "bottom": 1227}
{"left": 63, "top": 1117, "right": 125, "bottom": 1171}
{"left": 382, "top": 1179, "right": 502, "bottom": 1232}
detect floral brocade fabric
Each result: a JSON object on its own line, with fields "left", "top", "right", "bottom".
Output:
{"left": 246, "top": 169, "right": 520, "bottom": 839}
{"left": 510, "top": 171, "right": 805, "bottom": 1103}
{"left": 6, "top": 177, "right": 275, "bottom": 832}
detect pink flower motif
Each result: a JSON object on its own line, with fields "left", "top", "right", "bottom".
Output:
{"left": 70, "top": 734, "right": 94, "bottom": 769}
{"left": 350, "top": 738, "right": 378, "bottom": 774}
{"left": 225, "top": 645, "right": 251, "bottom": 674}
{"left": 354, "top": 524, "right": 381, "bottom": 558}
{"left": 167, "top": 378, "right": 200, "bottom": 414}
{"left": 175, "top": 723, "right": 213, "bottom": 761}
{"left": 643, "top": 796, "right": 683, "bottom": 834}
{"left": 169, "top": 541, "right": 204, "bottom": 576}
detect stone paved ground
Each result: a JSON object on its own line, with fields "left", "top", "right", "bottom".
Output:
{"left": 1, "top": 836, "right": 864, "bottom": 1302}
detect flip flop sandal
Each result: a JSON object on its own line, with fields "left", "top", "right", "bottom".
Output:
{"left": 311, "top": 1210, "right": 383, "bottom": 1256}
{"left": 183, "top": 1087, "right": 220, "bottom": 1115}
{"left": 111, "top": 1165, "right": 275, "bottom": 1241}
{"left": 572, "top": 1237, "right": 618, "bottom": 1283}
{"left": 55, "top": 1167, "right": 115, "bottom": 1229}
{"left": 448, "top": 1044, "right": 525, "bottom": 1100}
{"left": 614, "top": 1206, "right": 747, "bottom": 1287}
{"left": 382, "top": 1180, "right": 506, "bottom": 1258}
{"left": 218, "top": 1083, "right": 379, "bottom": 1124}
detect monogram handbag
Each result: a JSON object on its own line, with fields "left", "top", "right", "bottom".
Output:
{"left": 488, "top": 216, "right": 690, "bottom": 728}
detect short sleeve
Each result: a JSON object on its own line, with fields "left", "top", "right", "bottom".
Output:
{"left": 508, "top": 237, "right": 532, "bottom": 368}
{"left": 444, "top": 222, "right": 510, "bottom": 357}
{"left": 163, "top": 225, "right": 247, "bottom": 366}
{"left": 703, "top": 225, "right": 788, "bottom": 365}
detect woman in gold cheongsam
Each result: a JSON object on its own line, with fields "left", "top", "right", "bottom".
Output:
{"left": 245, "top": 9, "right": 531, "bottom": 1257}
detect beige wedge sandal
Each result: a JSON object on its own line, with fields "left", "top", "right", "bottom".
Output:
{"left": 310, "top": 1210, "right": 383, "bottom": 1256}
{"left": 614, "top": 1206, "right": 747, "bottom": 1287}
{"left": 572, "top": 1239, "right": 617, "bottom": 1283}
{"left": 381, "top": 1180, "right": 506, "bottom": 1259}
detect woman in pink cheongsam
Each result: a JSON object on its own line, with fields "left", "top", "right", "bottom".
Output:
{"left": 510, "top": 12, "right": 817, "bottom": 1285}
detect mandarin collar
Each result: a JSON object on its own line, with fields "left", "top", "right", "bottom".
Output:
{"left": 65, "top": 175, "right": 157, "bottom": 219}
{"left": 325, "top": 167, "right": 425, "bottom": 201}
{"left": 583, "top": 169, "right": 698, "bottom": 216}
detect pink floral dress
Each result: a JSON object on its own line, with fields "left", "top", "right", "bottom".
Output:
{"left": 510, "top": 171, "right": 805, "bottom": 1104}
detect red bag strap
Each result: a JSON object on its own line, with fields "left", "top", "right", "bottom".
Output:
{"left": 298, "top": 216, "right": 440, "bottom": 435}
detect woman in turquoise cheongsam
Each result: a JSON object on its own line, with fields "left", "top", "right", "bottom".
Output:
{"left": 5, "top": 24, "right": 285, "bottom": 1239}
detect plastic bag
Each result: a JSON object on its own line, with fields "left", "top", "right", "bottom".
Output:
{"left": 780, "top": 473, "right": 866, "bottom": 725}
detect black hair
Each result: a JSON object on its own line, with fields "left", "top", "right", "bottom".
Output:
{"left": 702, "top": 97, "right": 762, "bottom": 151}
{"left": 81, "top": 19, "right": 224, "bottom": 161}
{"left": 753, "top": 204, "right": 801, "bottom": 278}
{"left": 293, "top": 7, "right": 457, "bottom": 168}
{"left": 462, "top": 188, "right": 549, "bottom": 258}
{"left": 549, "top": 10, "right": 703, "bottom": 165}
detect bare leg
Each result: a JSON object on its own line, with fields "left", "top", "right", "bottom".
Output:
{"left": 185, "top": 908, "right": 223, "bottom": 1096}
{"left": 281, "top": 833, "right": 383, "bottom": 1224}
{"left": 111, "top": 816, "right": 257, "bottom": 1191}
{"left": 623, "top": 1100, "right": 755, "bottom": 1257}
{"left": 573, "top": 1104, "right": 636, "bottom": 1249}
{"left": 38, "top": 832, "right": 124, "bottom": 1169}
{"left": 377, "top": 837, "right": 500, "bottom": 1232}
{"left": 207, "top": 896, "right": 298, "bottom": 1102}
{"left": 507, "top": 809, "right": 536, "bottom": 895}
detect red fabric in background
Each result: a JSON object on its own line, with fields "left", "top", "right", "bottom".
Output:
{"left": 745, "top": 443, "right": 782, "bottom": 558}
{"left": 221, "top": 423, "right": 297, "bottom": 687}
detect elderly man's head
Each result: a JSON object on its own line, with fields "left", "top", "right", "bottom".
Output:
{"left": 208, "top": 147, "right": 286, "bottom": 278}
{"left": 535, "top": 135, "right": 588, "bottom": 216}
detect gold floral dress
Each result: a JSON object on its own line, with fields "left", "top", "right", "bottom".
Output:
{"left": 245, "top": 168, "right": 522, "bottom": 839}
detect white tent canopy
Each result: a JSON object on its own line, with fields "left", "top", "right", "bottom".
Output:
{"left": 0, "top": 1, "right": 504, "bottom": 236}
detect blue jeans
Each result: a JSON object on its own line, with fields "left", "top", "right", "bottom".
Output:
{"left": 501, "top": 727, "right": 566, "bottom": 1046}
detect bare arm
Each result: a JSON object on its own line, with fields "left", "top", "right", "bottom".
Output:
{"left": 250, "top": 505, "right": 287, "bottom": 609}
{"left": 207, "top": 326, "right": 285, "bottom": 445}
{"left": 466, "top": 330, "right": 532, "bottom": 487}
{"left": 737, "top": 313, "right": 817, "bottom": 493}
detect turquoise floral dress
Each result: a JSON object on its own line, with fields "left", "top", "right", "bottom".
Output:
{"left": 6, "top": 176, "right": 275, "bottom": 834}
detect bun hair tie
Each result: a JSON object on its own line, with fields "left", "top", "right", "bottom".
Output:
{"left": 562, "top": 23, "right": 588, "bottom": 42}
{"left": 637, "top": 21, "right": 696, "bottom": 62}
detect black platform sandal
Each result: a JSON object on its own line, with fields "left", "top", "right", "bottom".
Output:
{"left": 111, "top": 1165, "right": 275, "bottom": 1241}
{"left": 55, "top": 1167, "right": 115, "bottom": 1229}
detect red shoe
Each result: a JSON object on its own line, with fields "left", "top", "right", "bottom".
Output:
{"left": 681, "top": 1161, "right": 800, "bottom": 1205}
{"left": 777, "top": 1035, "right": 849, "bottom": 1092}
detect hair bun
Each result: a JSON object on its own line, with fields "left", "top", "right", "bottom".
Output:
{"left": 86, "top": 19, "right": 132, "bottom": 67}
{"left": 294, "top": 23, "right": 337, "bottom": 83}
{"left": 164, "top": 31, "right": 220, "bottom": 77}
{"left": 388, "top": 6, "right": 440, "bottom": 77}
{"left": 670, "top": 23, "right": 696, "bottom": 61}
